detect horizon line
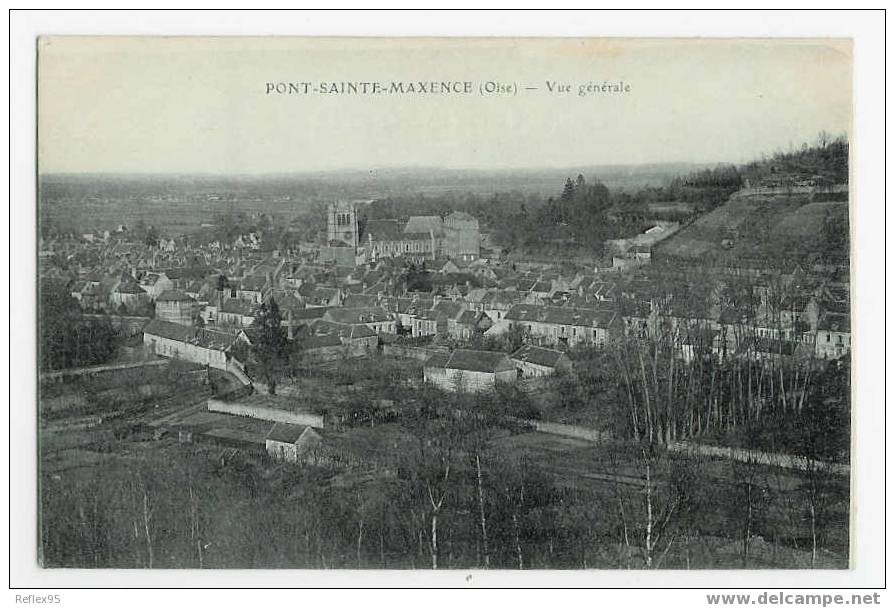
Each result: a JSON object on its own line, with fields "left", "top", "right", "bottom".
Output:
{"left": 37, "top": 160, "right": 734, "bottom": 179}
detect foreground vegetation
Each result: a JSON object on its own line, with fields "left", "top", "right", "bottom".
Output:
{"left": 40, "top": 350, "right": 849, "bottom": 570}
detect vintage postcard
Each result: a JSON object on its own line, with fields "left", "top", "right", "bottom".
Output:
{"left": 36, "top": 36, "right": 853, "bottom": 572}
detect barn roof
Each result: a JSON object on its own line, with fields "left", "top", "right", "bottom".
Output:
{"left": 266, "top": 423, "right": 309, "bottom": 444}
{"left": 144, "top": 319, "right": 242, "bottom": 350}
{"left": 511, "top": 345, "right": 568, "bottom": 368}
{"left": 426, "top": 349, "right": 514, "bottom": 374}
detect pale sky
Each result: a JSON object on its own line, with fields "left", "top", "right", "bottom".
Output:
{"left": 38, "top": 37, "right": 852, "bottom": 174}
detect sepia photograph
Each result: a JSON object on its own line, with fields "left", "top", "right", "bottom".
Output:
{"left": 33, "top": 35, "right": 856, "bottom": 573}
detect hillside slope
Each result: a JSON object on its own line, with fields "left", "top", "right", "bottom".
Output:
{"left": 653, "top": 189, "right": 849, "bottom": 268}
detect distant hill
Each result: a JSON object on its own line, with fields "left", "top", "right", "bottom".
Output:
{"left": 653, "top": 136, "right": 850, "bottom": 269}
{"left": 38, "top": 164, "right": 708, "bottom": 236}
{"left": 740, "top": 134, "right": 849, "bottom": 187}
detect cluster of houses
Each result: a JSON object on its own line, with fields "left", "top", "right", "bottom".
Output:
{"left": 40, "top": 200, "right": 852, "bottom": 398}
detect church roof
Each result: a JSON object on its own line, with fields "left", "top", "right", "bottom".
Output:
{"left": 404, "top": 215, "right": 444, "bottom": 235}
{"left": 364, "top": 220, "right": 404, "bottom": 241}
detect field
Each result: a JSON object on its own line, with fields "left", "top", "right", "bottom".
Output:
{"left": 39, "top": 165, "right": 701, "bottom": 236}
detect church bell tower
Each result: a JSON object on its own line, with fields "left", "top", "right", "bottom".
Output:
{"left": 327, "top": 202, "right": 359, "bottom": 249}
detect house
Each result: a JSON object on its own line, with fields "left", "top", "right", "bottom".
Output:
{"left": 342, "top": 293, "right": 380, "bottom": 309}
{"left": 236, "top": 275, "right": 268, "bottom": 304}
{"left": 323, "top": 306, "right": 396, "bottom": 334}
{"left": 379, "top": 296, "right": 419, "bottom": 334}
{"left": 77, "top": 281, "right": 109, "bottom": 311}
{"left": 155, "top": 289, "right": 198, "bottom": 326}
{"left": 465, "top": 287, "right": 490, "bottom": 312}
{"left": 454, "top": 310, "right": 492, "bottom": 341}
{"left": 217, "top": 298, "right": 258, "bottom": 328}
{"left": 265, "top": 424, "right": 323, "bottom": 463}
{"left": 510, "top": 345, "right": 572, "bottom": 378}
{"left": 408, "top": 300, "right": 461, "bottom": 338}
{"left": 285, "top": 306, "right": 328, "bottom": 335}
{"left": 304, "top": 286, "right": 342, "bottom": 308}
{"left": 139, "top": 272, "right": 174, "bottom": 300}
{"left": 423, "top": 349, "right": 517, "bottom": 393}
{"left": 481, "top": 290, "right": 519, "bottom": 323}
{"left": 297, "top": 331, "right": 346, "bottom": 363}
{"left": 524, "top": 281, "right": 554, "bottom": 303}
{"left": 680, "top": 328, "right": 721, "bottom": 363}
{"left": 502, "top": 304, "right": 618, "bottom": 348}
{"left": 109, "top": 279, "right": 149, "bottom": 312}
{"left": 434, "top": 259, "right": 461, "bottom": 274}
{"left": 412, "top": 311, "right": 440, "bottom": 338}
{"left": 815, "top": 312, "right": 850, "bottom": 360}
{"left": 143, "top": 319, "right": 250, "bottom": 370}
{"left": 305, "top": 320, "right": 378, "bottom": 354}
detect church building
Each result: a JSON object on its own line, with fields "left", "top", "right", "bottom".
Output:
{"left": 322, "top": 202, "right": 480, "bottom": 266}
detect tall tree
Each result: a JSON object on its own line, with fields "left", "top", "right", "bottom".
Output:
{"left": 251, "top": 298, "right": 289, "bottom": 395}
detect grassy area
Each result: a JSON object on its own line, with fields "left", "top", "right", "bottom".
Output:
{"left": 655, "top": 191, "right": 848, "bottom": 265}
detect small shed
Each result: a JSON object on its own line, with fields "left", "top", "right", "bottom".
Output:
{"left": 510, "top": 345, "right": 573, "bottom": 378}
{"left": 265, "top": 423, "right": 323, "bottom": 463}
{"left": 423, "top": 349, "right": 517, "bottom": 393}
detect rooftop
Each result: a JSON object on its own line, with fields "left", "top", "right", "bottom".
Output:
{"left": 426, "top": 349, "right": 515, "bottom": 374}
{"left": 511, "top": 345, "right": 568, "bottom": 368}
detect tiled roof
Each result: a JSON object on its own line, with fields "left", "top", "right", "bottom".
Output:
{"left": 451, "top": 349, "right": 515, "bottom": 373}
{"left": 156, "top": 289, "right": 195, "bottom": 302}
{"left": 364, "top": 220, "right": 405, "bottom": 241}
{"left": 343, "top": 294, "right": 380, "bottom": 308}
{"left": 426, "top": 349, "right": 515, "bottom": 373}
{"left": 457, "top": 310, "right": 481, "bottom": 325}
{"left": 505, "top": 304, "right": 616, "bottom": 328}
{"left": 144, "top": 319, "right": 241, "bottom": 351}
{"left": 300, "top": 333, "right": 344, "bottom": 349}
{"left": 220, "top": 299, "right": 258, "bottom": 316}
{"left": 431, "top": 300, "right": 464, "bottom": 319}
{"left": 290, "top": 307, "right": 328, "bottom": 321}
{"left": 379, "top": 297, "right": 413, "bottom": 314}
{"left": 511, "top": 345, "right": 568, "bottom": 368}
{"left": 324, "top": 306, "right": 391, "bottom": 325}
{"left": 404, "top": 215, "right": 444, "bottom": 235}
